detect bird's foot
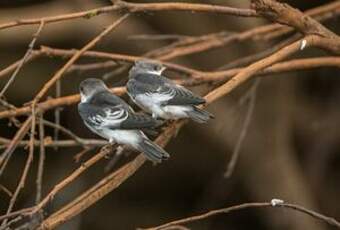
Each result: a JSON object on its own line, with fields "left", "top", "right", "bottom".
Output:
{"left": 104, "top": 146, "right": 133, "bottom": 172}
{"left": 116, "top": 145, "right": 124, "bottom": 156}
{"left": 102, "top": 142, "right": 116, "bottom": 159}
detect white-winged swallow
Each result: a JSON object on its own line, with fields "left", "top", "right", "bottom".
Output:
{"left": 127, "top": 60, "right": 214, "bottom": 123}
{"left": 78, "top": 78, "right": 169, "bottom": 163}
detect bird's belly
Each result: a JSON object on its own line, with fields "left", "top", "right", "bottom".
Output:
{"left": 104, "top": 129, "right": 142, "bottom": 147}
{"left": 84, "top": 122, "right": 108, "bottom": 140}
{"left": 163, "top": 105, "right": 191, "bottom": 119}
{"left": 135, "top": 94, "right": 167, "bottom": 117}
{"left": 135, "top": 94, "right": 192, "bottom": 119}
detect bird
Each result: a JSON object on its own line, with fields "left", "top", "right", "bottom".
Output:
{"left": 77, "top": 78, "right": 169, "bottom": 163}
{"left": 126, "top": 60, "right": 214, "bottom": 123}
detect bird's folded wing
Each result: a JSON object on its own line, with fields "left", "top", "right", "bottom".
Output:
{"left": 165, "top": 84, "right": 206, "bottom": 106}
{"left": 91, "top": 91, "right": 130, "bottom": 108}
{"left": 120, "top": 113, "right": 161, "bottom": 129}
{"left": 78, "top": 103, "right": 128, "bottom": 129}
{"left": 79, "top": 103, "right": 159, "bottom": 130}
{"left": 128, "top": 73, "right": 205, "bottom": 106}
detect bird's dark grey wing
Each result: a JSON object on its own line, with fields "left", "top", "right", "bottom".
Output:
{"left": 90, "top": 91, "right": 130, "bottom": 109}
{"left": 120, "top": 113, "right": 161, "bottom": 129}
{"left": 78, "top": 102, "right": 128, "bottom": 129}
{"left": 79, "top": 101, "right": 160, "bottom": 130}
{"left": 127, "top": 73, "right": 163, "bottom": 97}
{"left": 165, "top": 84, "right": 205, "bottom": 105}
{"left": 128, "top": 73, "right": 205, "bottom": 106}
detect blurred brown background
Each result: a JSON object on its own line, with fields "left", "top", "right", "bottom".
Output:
{"left": 0, "top": 0, "right": 339, "bottom": 229}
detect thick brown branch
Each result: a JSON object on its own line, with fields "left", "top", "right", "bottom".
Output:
{"left": 144, "top": 1, "right": 340, "bottom": 60}
{"left": 204, "top": 35, "right": 331, "bottom": 104}
{"left": 251, "top": 0, "right": 337, "bottom": 38}
{"left": 251, "top": 0, "right": 340, "bottom": 54}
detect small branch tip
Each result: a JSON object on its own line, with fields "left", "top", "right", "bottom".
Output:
{"left": 271, "top": 198, "right": 284, "bottom": 207}
{"left": 300, "top": 39, "right": 307, "bottom": 50}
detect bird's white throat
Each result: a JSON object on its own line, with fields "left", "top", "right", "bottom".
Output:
{"left": 144, "top": 68, "right": 165, "bottom": 75}
{"left": 80, "top": 93, "right": 90, "bottom": 103}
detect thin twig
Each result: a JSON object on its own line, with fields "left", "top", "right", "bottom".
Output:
{"left": 0, "top": 20, "right": 44, "bottom": 98}
{"left": 36, "top": 114, "right": 46, "bottom": 204}
{"left": 0, "top": 137, "right": 106, "bottom": 149}
{"left": 32, "top": 14, "right": 130, "bottom": 104}
{"left": 1, "top": 107, "right": 36, "bottom": 227}
{"left": 0, "top": 184, "right": 12, "bottom": 197}
{"left": 219, "top": 33, "right": 301, "bottom": 69}
{"left": 0, "top": 215, "right": 23, "bottom": 230}
{"left": 0, "top": 208, "right": 33, "bottom": 223}
{"left": 224, "top": 78, "right": 260, "bottom": 178}
{"left": 128, "top": 34, "right": 191, "bottom": 41}
{"left": 30, "top": 145, "right": 115, "bottom": 215}
{"left": 67, "top": 61, "right": 118, "bottom": 73}
{"left": 41, "top": 119, "right": 88, "bottom": 146}
{"left": 158, "top": 225, "right": 190, "bottom": 230}
{"left": 0, "top": 117, "right": 32, "bottom": 176}
{"left": 0, "top": 1, "right": 257, "bottom": 30}
{"left": 140, "top": 201, "right": 340, "bottom": 230}
{"left": 53, "top": 80, "right": 61, "bottom": 150}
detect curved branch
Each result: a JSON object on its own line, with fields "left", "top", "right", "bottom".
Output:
{"left": 141, "top": 201, "right": 340, "bottom": 230}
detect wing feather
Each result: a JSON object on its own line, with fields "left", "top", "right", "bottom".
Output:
{"left": 78, "top": 91, "right": 160, "bottom": 130}
{"left": 128, "top": 73, "right": 205, "bottom": 106}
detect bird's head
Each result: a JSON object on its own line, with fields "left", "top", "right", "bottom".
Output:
{"left": 130, "top": 59, "right": 166, "bottom": 76}
{"left": 79, "top": 78, "right": 108, "bottom": 102}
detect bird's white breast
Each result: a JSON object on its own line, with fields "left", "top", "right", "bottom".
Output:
{"left": 135, "top": 93, "right": 172, "bottom": 117}
{"left": 104, "top": 129, "right": 142, "bottom": 147}
{"left": 163, "top": 105, "right": 192, "bottom": 119}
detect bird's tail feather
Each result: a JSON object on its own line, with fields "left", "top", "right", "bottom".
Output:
{"left": 137, "top": 138, "right": 170, "bottom": 163}
{"left": 186, "top": 107, "right": 214, "bottom": 123}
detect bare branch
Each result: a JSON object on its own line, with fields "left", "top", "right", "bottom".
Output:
{"left": 0, "top": 20, "right": 44, "bottom": 98}
{"left": 224, "top": 78, "right": 260, "bottom": 178}
{"left": 0, "top": 1, "right": 257, "bottom": 31}
{"left": 141, "top": 201, "right": 340, "bottom": 230}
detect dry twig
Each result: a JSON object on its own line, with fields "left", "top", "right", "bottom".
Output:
{"left": 0, "top": 21, "right": 44, "bottom": 98}
{"left": 140, "top": 201, "right": 340, "bottom": 230}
